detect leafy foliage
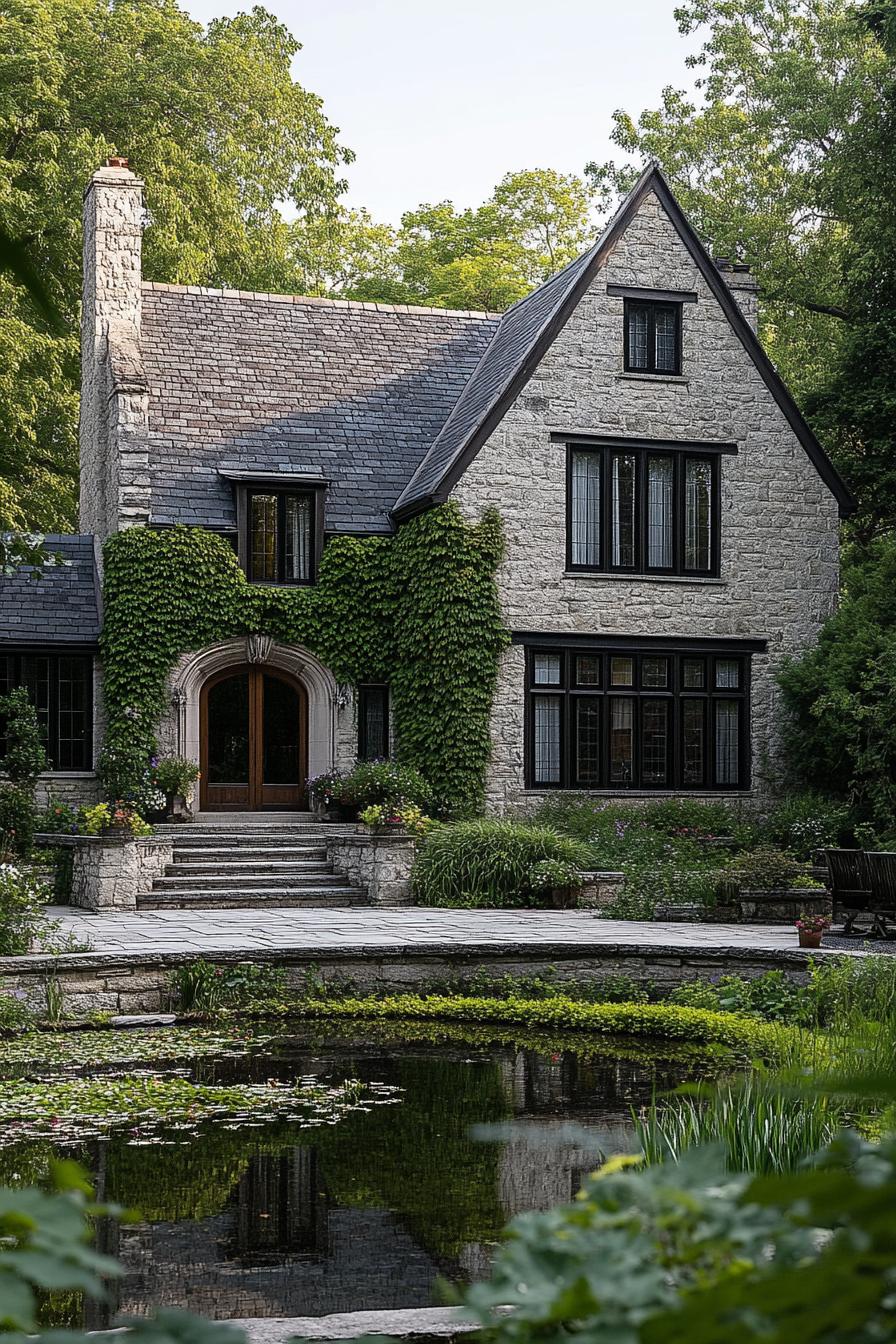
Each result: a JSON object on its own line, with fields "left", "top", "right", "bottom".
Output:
{"left": 100, "top": 504, "right": 506, "bottom": 818}
{"left": 779, "top": 539, "right": 896, "bottom": 826}
{"left": 0, "top": 688, "right": 47, "bottom": 792}
{"left": 0, "top": 0, "right": 350, "bottom": 531}
{"left": 412, "top": 820, "right": 592, "bottom": 908}
{"left": 0, "top": 786, "right": 37, "bottom": 859}
{"left": 310, "top": 760, "right": 434, "bottom": 813}
{"left": 170, "top": 959, "right": 286, "bottom": 1014}
{"left": 0, "top": 865, "right": 50, "bottom": 956}
{"left": 294, "top": 993, "right": 789, "bottom": 1055}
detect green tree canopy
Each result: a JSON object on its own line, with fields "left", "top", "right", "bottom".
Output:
{"left": 288, "top": 167, "right": 601, "bottom": 311}
{"left": 0, "top": 0, "right": 351, "bottom": 531}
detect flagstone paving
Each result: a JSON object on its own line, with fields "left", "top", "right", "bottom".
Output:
{"left": 43, "top": 906, "right": 869, "bottom": 959}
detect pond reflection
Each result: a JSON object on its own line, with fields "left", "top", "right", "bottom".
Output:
{"left": 22, "top": 1029, "right": 705, "bottom": 1324}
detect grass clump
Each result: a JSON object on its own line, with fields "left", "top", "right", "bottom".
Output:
{"left": 412, "top": 819, "right": 592, "bottom": 908}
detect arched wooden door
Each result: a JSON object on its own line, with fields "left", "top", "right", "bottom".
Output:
{"left": 200, "top": 665, "right": 307, "bottom": 811}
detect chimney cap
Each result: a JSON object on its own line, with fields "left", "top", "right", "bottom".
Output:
{"left": 105, "top": 155, "right": 130, "bottom": 169}
{"left": 714, "top": 255, "right": 732, "bottom": 271}
{"left": 732, "top": 262, "right": 752, "bottom": 274}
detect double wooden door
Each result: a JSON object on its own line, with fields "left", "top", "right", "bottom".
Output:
{"left": 200, "top": 666, "right": 306, "bottom": 811}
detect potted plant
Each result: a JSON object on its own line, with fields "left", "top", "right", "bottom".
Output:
{"left": 358, "top": 803, "right": 433, "bottom": 837}
{"left": 795, "top": 912, "right": 831, "bottom": 949}
{"left": 529, "top": 858, "right": 583, "bottom": 910}
{"left": 152, "top": 756, "right": 200, "bottom": 820}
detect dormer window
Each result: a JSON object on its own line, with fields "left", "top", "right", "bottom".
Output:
{"left": 223, "top": 472, "right": 327, "bottom": 586}
{"left": 624, "top": 298, "right": 682, "bottom": 375}
{"left": 248, "top": 490, "right": 315, "bottom": 584}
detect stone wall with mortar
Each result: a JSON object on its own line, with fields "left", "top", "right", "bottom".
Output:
{"left": 1, "top": 942, "right": 827, "bottom": 1020}
{"left": 327, "top": 831, "right": 417, "bottom": 906}
{"left": 79, "top": 164, "right": 150, "bottom": 545}
{"left": 450, "top": 188, "right": 841, "bottom": 812}
{"left": 44, "top": 835, "right": 174, "bottom": 912}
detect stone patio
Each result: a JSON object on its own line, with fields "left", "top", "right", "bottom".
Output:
{"left": 45, "top": 905, "right": 861, "bottom": 958}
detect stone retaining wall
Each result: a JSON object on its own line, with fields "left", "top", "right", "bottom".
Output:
{"left": 326, "top": 831, "right": 417, "bottom": 906}
{"left": 1, "top": 940, "right": 830, "bottom": 1021}
{"left": 38, "top": 834, "right": 174, "bottom": 911}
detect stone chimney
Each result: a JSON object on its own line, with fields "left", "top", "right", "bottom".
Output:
{"left": 714, "top": 257, "right": 759, "bottom": 334}
{"left": 79, "top": 160, "right": 150, "bottom": 541}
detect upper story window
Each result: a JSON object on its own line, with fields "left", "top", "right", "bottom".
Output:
{"left": 567, "top": 441, "right": 721, "bottom": 577}
{"left": 357, "top": 684, "right": 390, "bottom": 761}
{"left": 0, "top": 652, "right": 93, "bottom": 771}
{"left": 246, "top": 489, "right": 317, "bottom": 585}
{"left": 624, "top": 298, "right": 682, "bottom": 375}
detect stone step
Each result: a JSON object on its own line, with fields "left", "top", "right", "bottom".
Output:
{"left": 164, "top": 859, "right": 332, "bottom": 877}
{"left": 138, "top": 887, "right": 367, "bottom": 910}
{"left": 169, "top": 846, "right": 328, "bottom": 862}
{"left": 192, "top": 811, "right": 319, "bottom": 822}
{"left": 169, "top": 832, "right": 332, "bottom": 848}
{"left": 153, "top": 871, "right": 345, "bottom": 891}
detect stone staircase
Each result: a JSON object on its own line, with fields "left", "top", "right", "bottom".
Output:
{"left": 138, "top": 812, "right": 368, "bottom": 910}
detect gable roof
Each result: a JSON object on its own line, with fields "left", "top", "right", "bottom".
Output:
{"left": 141, "top": 288, "right": 499, "bottom": 535}
{"left": 0, "top": 536, "right": 101, "bottom": 646}
{"left": 392, "top": 164, "right": 855, "bottom": 521}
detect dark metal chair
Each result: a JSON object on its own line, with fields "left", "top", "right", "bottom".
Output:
{"left": 862, "top": 851, "right": 896, "bottom": 939}
{"left": 824, "top": 849, "right": 873, "bottom": 935}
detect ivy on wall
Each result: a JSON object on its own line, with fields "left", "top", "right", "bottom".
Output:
{"left": 100, "top": 503, "right": 507, "bottom": 817}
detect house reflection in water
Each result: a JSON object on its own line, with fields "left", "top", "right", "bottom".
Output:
{"left": 98, "top": 1042, "right": 683, "bottom": 1323}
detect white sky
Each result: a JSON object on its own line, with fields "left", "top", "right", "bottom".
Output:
{"left": 183, "top": 0, "right": 696, "bottom": 224}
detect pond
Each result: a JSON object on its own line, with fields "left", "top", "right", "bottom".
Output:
{"left": 0, "top": 1022, "right": 722, "bottom": 1326}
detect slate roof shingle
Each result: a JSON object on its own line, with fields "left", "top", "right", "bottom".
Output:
{"left": 0, "top": 536, "right": 100, "bottom": 645}
{"left": 141, "top": 290, "right": 500, "bottom": 534}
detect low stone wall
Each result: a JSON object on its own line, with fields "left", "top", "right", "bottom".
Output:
{"left": 37, "top": 834, "right": 174, "bottom": 912}
{"left": 0, "top": 939, "right": 835, "bottom": 1021}
{"left": 577, "top": 872, "right": 624, "bottom": 909}
{"left": 326, "top": 830, "right": 417, "bottom": 906}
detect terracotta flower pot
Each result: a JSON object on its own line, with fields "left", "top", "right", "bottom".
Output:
{"left": 798, "top": 930, "right": 823, "bottom": 949}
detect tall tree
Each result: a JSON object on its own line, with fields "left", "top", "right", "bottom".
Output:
{"left": 587, "top": 0, "right": 887, "bottom": 403}
{"left": 0, "top": 0, "right": 351, "bottom": 531}
{"left": 289, "top": 168, "right": 601, "bottom": 312}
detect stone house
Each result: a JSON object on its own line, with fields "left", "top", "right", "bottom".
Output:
{"left": 0, "top": 160, "right": 852, "bottom": 813}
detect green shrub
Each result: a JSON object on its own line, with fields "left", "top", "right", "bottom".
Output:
{"left": 412, "top": 819, "right": 592, "bottom": 908}
{"left": 723, "top": 845, "right": 799, "bottom": 892}
{"left": 0, "top": 784, "right": 36, "bottom": 858}
{"left": 0, "top": 989, "right": 35, "bottom": 1033}
{"left": 762, "top": 792, "right": 851, "bottom": 859}
{"left": 608, "top": 859, "right": 723, "bottom": 920}
{"left": 171, "top": 959, "right": 287, "bottom": 1013}
{"left": 151, "top": 755, "right": 200, "bottom": 798}
{"left": 0, "top": 688, "right": 47, "bottom": 790}
{"left": 639, "top": 799, "right": 736, "bottom": 838}
{"left": 435, "top": 968, "right": 653, "bottom": 1004}
{"left": 51, "top": 849, "right": 74, "bottom": 904}
{"left": 668, "top": 980, "right": 723, "bottom": 1011}
{"left": 807, "top": 954, "right": 896, "bottom": 1028}
{"left": 311, "top": 760, "right": 434, "bottom": 814}
{"left": 0, "top": 865, "right": 50, "bottom": 955}
{"left": 36, "top": 798, "right": 79, "bottom": 835}
{"left": 293, "top": 992, "right": 790, "bottom": 1055}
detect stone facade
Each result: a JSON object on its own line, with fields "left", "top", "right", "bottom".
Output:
{"left": 80, "top": 164, "right": 150, "bottom": 544}
{"left": 66, "top": 168, "right": 844, "bottom": 817}
{"left": 326, "top": 831, "right": 417, "bottom": 906}
{"left": 450, "top": 189, "right": 841, "bottom": 811}
{"left": 46, "top": 834, "right": 174, "bottom": 912}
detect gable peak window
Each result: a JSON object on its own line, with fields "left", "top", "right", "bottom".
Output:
{"left": 243, "top": 488, "right": 322, "bottom": 585}
{"left": 624, "top": 298, "right": 682, "bottom": 375}
{"left": 567, "top": 442, "right": 720, "bottom": 577}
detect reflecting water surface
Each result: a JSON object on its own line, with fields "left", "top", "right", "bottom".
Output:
{"left": 11, "top": 1028, "right": 707, "bottom": 1324}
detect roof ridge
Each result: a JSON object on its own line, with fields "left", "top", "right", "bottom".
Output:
{"left": 141, "top": 281, "right": 498, "bottom": 322}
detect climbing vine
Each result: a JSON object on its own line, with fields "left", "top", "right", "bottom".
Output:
{"left": 100, "top": 503, "right": 507, "bottom": 817}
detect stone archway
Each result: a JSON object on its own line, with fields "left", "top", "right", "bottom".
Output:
{"left": 168, "top": 639, "right": 342, "bottom": 799}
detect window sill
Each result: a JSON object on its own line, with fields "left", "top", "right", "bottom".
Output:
{"left": 616, "top": 372, "right": 689, "bottom": 385}
{"left": 563, "top": 571, "right": 726, "bottom": 586}
{"left": 521, "top": 788, "right": 755, "bottom": 798}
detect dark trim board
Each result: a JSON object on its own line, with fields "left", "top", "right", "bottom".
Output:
{"left": 607, "top": 284, "right": 698, "bottom": 303}
{"left": 392, "top": 163, "right": 855, "bottom": 521}
{"left": 554, "top": 432, "right": 738, "bottom": 455}
{"left": 512, "top": 631, "right": 768, "bottom": 653}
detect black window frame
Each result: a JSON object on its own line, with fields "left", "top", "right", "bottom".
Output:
{"left": 0, "top": 650, "right": 94, "bottom": 772}
{"left": 566, "top": 442, "right": 722, "bottom": 578}
{"left": 237, "top": 486, "right": 325, "bottom": 586}
{"left": 524, "top": 645, "right": 750, "bottom": 792}
{"left": 623, "top": 298, "right": 683, "bottom": 375}
{"left": 357, "top": 684, "right": 390, "bottom": 761}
